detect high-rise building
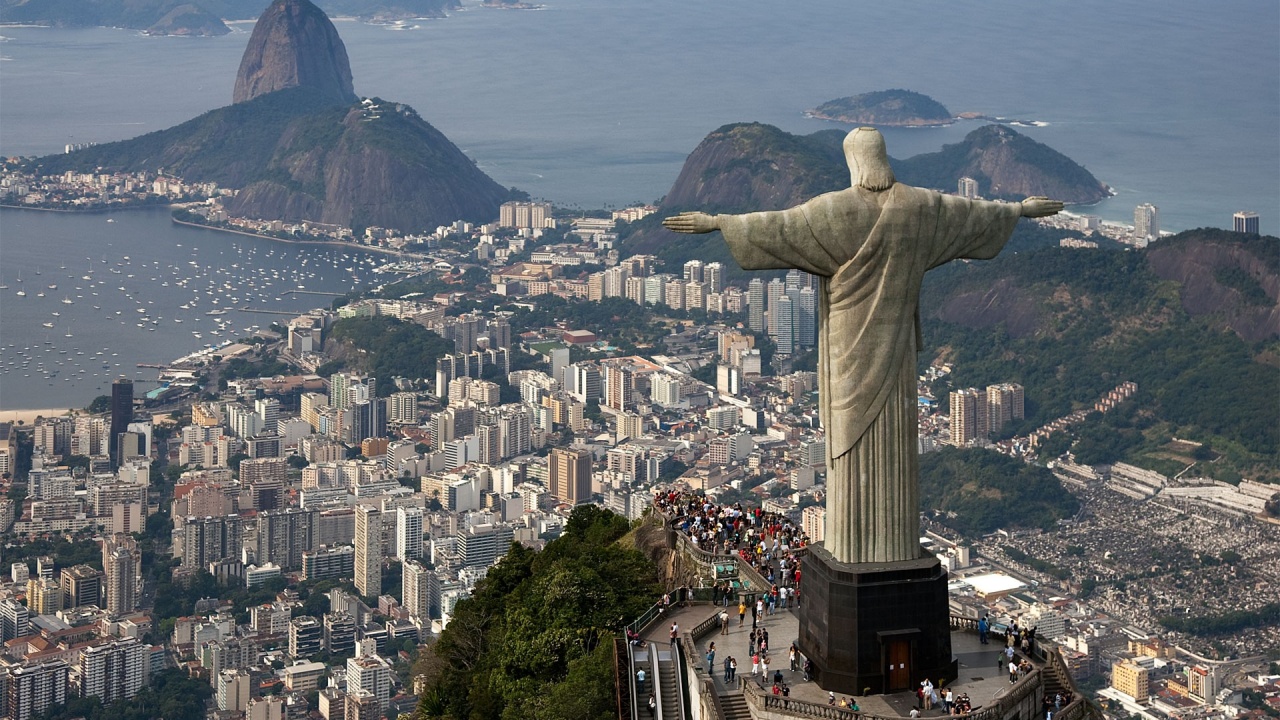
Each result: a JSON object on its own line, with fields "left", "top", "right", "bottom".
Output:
{"left": 216, "top": 669, "right": 251, "bottom": 713}
{"left": 747, "top": 278, "right": 765, "bottom": 332}
{"left": 26, "top": 578, "right": 63, "bottom": 615}
{"left": 568, "top": 363, "right": 601, "bottom": 404}
{"left": 603, "top": 364, "right": 634, "bottom": 411}
{"left": 549, "top": 447, "right": 592, "bottom": 506}
{"left": 1187, "top": 665, "right": 1218, "bottom": 702}
{"left": 704, "top": 262, "right": 724, "bottom": 293}
{"left": 79, "top": 637, "right": 147, "bottom": 705}
{"left": 456, "top": 524, "right": 515, "bottom": 568}
{"left": 388, "top": 392, "right": 420, "bottom": 425}
{"left": 242, "top": 457, "right": 288, "bottom": 510}
{"left": 0, "top": 598, "right": 30, "bottom": 641}
{"left": 402, "top": 560, "right": 434, "bottom": 621}
{"left": 683, "top": 259, "right": 704, "bottom": 282}
{"left": 180, "top": 515, "right": 243, "bottom": 569}
{"left": 395, "top": 506, "right": 424, "bottom": 562}
{"left": 766, "top": 278, "right": 785, "bottom": 335}
{"left": 108, "top": 379, "right": 133, "bottom": 469}
{"left": 289, "top": 616, "right": 323, "bottom": 659}
{"left": 949, "top": 388, "right": 988, "bottom": 446}
{"left": 1111, "top": 659, "right": 1149, "bottom": 701}
{"left": 354, "top": 505, "right": 381, "bottom": 599}
{"left": 256, "top": 508, "right": 318, "bottom": 571}
{"left": 650, "top": 373, "right": 682, "bottom": 407}
{"left": 985, "top": 383, "right": 1025, "bottom": 435}
{"left": 1233, "top": 211, "right": 1260, "bottom": 235}
{"left": 102, "top": 534, "right": 140, "bottom": 616}
{"left": 774, "top": 293, "right": 797, "bottom": 355}
{"left": 1134, "top": 203, "right": 1160, "bottom": 243}
{"left": 345, "top": 655, "right": 392, "bottom": 717}
{"left": 798, "top": 287, "right": 816, "bottom": 349}
{"left": 59, "top": 565, "right": 103, "bottom": 610}
{"left": 324, "top": 612, "right": 357, "bottom": 655}
{"left": 958, "top": 176, "right": 980, "bottom": 199}
{"left": 643, "top": 274, "right": 668, "bottom": 306}
{"left": 6, "top": 660, "right": 69, "bottom": 720}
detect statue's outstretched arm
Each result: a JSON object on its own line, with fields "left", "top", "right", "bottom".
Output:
{"left": 663, "top": 211, "right": 721, "bottom": 234}
{"left": 1019, "top": 197, "right": 1064, "bottom": 218}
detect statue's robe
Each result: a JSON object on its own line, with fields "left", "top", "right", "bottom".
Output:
{"left": 720, "top": 183, "right": 1021, "bottom": 563}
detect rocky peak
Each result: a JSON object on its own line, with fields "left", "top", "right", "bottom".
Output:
{"left": 233, "top": 0, "right": 357, "bottom": 105}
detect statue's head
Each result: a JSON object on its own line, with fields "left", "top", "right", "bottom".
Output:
{"left": 844, "top": 127, "right": 895, "bottom": 192}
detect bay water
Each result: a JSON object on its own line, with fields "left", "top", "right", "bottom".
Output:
{"left": 0, "top": 0, "right": 1276, "bottom": 408}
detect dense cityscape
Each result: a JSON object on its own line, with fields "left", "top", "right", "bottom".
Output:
{"left": 0, "top": 171, "right": 1275, "bottom": 720}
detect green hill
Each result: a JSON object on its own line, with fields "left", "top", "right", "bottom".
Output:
{"left": 920, "top": 229, "right": 1279, "bottom": 481}
{"left": 920, "top": 447, "right": 1080, "bottom": 537}
{"left": 27, "top": 88, "right": 509, "bottom": 232}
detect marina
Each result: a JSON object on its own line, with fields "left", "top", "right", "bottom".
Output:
{"left": 0, "top": 207, "right": 386, "bottom": 409}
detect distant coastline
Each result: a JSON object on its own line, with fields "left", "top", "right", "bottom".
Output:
{"left": 170, "top": 215, "right": 407, "bottom": 257}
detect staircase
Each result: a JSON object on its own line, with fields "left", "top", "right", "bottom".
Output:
{"left": 719, "top": 692, "right": 751, "bottom": 720}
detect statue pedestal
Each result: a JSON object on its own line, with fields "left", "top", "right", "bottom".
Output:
{"left": 797, "top": 544, "right": 956, "bottom": 696}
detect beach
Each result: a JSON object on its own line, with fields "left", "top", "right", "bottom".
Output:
{"left": 0, "top": 408, "right": 78, "bottom": 425}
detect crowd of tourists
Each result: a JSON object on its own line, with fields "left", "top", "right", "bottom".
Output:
{"left": 653, "top": 489, "right": 809, "bottom": 591}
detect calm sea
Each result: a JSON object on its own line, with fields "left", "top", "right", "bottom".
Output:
{"left": 0, "top": 0, "right": 1276, "bottom": 408}
{"left": 0, "top": 207, "right": 383, "bottom": 409}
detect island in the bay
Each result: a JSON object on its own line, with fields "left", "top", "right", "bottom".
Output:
{"left": 806, "top": 89, "right": 955, "bottom": 127}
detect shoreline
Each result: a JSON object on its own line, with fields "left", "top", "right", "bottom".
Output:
{"left": 170, "top": 217, "right": 409, "bottom": 257}
{"left": 0, "top": 408, "right": 79, "bottom": 425}
{"left": 0, "top": 202, "right": 169, "bottom": 215}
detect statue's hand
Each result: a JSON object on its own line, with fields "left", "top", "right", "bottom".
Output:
{"left": 662, "top": 211, "right": 720, "bottom": 234}
{"left": 1020, "top": 197, "right": 1064, "bottom": 218}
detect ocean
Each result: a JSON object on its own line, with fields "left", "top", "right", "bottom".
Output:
{"left": 0, "top": 0, "right": 1276, "bottom": 408}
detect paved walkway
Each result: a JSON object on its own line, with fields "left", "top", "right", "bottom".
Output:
{"left": 656, "top": 603, "right": 1034, "bottom": 717}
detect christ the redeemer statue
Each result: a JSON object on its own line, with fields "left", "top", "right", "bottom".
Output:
{"left": 664, "top": 127, "right": 1061, "bottom": 565}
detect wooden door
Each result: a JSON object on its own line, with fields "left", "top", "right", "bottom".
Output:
{"left": 887, "top": 639, "right": 911, "bottom": 691}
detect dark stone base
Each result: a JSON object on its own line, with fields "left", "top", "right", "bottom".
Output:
{"left": 796, "top": 544, "right": 956, "bottom": 696}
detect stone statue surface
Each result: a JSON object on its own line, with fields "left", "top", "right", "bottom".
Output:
{"left": 664, "top": 127, "right": 1061, "bottom": 564}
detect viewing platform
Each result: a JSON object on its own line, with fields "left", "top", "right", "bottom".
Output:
{"left": 620, "top": 509, "right": 1090, "bottom": 720}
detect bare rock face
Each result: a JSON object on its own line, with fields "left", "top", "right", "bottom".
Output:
{"left": 233, "top": 0, "right": 357, "bottom": 105}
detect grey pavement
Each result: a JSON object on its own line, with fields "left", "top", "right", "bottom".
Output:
{"left": 667, "top": 603, "right": 1035, "bottom": 717}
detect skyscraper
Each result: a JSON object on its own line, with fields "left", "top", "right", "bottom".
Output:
{"left": 79, "top": 637, "right": 147, "bottom": 705}
{"left": 59, "top": 565, "right": 103, "bottom": 610}
{"left": 774, "top": 294, "right": 797, "bottom": 355}
{"left": 704, "top": 262, "right": 724, "bottom": 293}
{"left": 603, "top": 364, "right": 634, "bottom": 411}
{"left": 798, "top": 286, "right": 817, "bottom": 349}
{"left": 180, "top": 515, "right": 243, "bottom": 569}
{"left": 985, "top": 383, "right": 1025, "bottom": 435}
{"left": 345, "top": 655, "right": 392, "bottom": 718}
{"left": 549, "top": 447, "right": 592, "bottom": 505}
{"left": 6, "top": 660, "right": 69, "bottom": 720}
{"left": 747, "top": 277, "right": 765, "bottom": 332}
{"left": 108, "top": 379, "right": 133, "bottom": 469}
{"left": 1233, "top": 211, "right": 1260, "bottom": 235}
{"left": 958, "top": 176, "right": 980, "bottom": 199}
{"left": 766, "top": 278, "right": 785, "bottom": 335}
{"left": 949, "top": 388, "right": 988, "bottom": 446}
{"left": 102, "top": 534, "right": 140, "bottom": 616}
{"left": 1134, "top": 203, "right": 1159, "bottom": 244}
{"left": 0, "top": 598, "right": 29, "bottom": 641}
{"left": 402, "top": 560, "right": 434, "bottom": 621}
{"left": 255, "top": 508, "right": 318, "bottom": 571}
{"left": 683, "top": 259, "right": 704, "bottom": 282}
{"left": 395, "top": 506, "right": 424, "bottom": 562}
{"left": 354, "top": 505, "right": 381, "bottom": 599}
